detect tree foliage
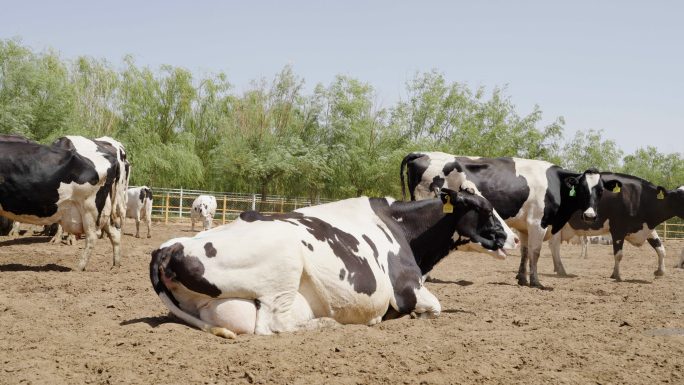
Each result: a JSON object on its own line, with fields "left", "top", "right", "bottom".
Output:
{"left": 1, "top": 37, "right": 681, "bottom": 201}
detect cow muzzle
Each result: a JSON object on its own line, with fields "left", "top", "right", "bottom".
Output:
{"left": 581, "top": 208, "right": 598, "bottom": 222}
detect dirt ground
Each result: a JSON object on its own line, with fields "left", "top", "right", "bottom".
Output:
{"left": 1, "top": 220, "right": 684, "bottom": 385}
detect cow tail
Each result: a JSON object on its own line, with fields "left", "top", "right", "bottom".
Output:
{"left": 401, "top": 153, "right": 422, "bottom": 202}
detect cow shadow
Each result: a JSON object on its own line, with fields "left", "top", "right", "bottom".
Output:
{"left": 121, "top": 315, "right": 185, "bottom": 328}
{"left": 539, "top": 272, "right": 579, "bottom": 279}
{"left": 425, "top": 279, "right": 474, "bottom": 286}
{"left": 442, "top": 309, "right": 476, "bottom": 315}
{"left": 621, "top": 279, "right": 652, "bottom": 284}
{"left": 0, "top": 263, "right": 71, "bottom": 272}
{"left": 0, "top": 237, "right": 51, "bottom": 246}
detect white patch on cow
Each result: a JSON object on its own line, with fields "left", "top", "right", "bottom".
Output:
{"left": 625, "top": 222, "right": 655, "bottom": 246}
{"left": 506, "top": 158, "right": 553, "bottom": 230}
{"left": 678, "top": 186, "right": 684, "bottom": 191}
{"left": 412, "top": 152, "right": 470, "bottom": 200}
{"left": 393, "top": 216, "right": 403, "bottom": 222}
{"left": 585, "top": 172, "right": 600, "bottom": 191}
{"left": 583, "top": 207, "right": 596, "bottom": 217}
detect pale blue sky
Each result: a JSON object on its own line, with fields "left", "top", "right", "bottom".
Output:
{"left": 3, "top": 0, "right": 682, "bottom": 156}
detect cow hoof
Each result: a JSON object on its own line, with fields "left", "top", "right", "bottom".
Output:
{"left": 205, "top": 325, "right": 237, "bottom": 339}
{"left": 610, "top": 275, "right": 622, "bottom": 282}
{"left": 135, "top": 234, "right": 140, "bottom": 238}
{"left": 147, "top": 234, "right": 152, "bottom": 238}
{"left": 654, "top": 269, "right": 665, "bottom": 277}
{"left": 675, "top": 264, "right": 684, "bottom": 269}
{"left": 530, "top": 281, "right": 544, "bottom": 288}
{"left": 517, "top": 277, "right": 529, "bottom": 286}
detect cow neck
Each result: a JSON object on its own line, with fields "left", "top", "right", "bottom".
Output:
{"left": 544, "top": 169, "right": 583, "bottom": 234}
{"left": 383, "top": 199, "right": 464, "bottom": 274}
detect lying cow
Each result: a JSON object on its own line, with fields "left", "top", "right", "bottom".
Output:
{"left": 401, "top": 151, "right": 621, "bottom": 287}
{"left": 191, "top": 195, "right": 217, "bottom": 232}
{"left": 549, "top": 176, "right": 684, "bottom": 281}
{"left": 0, "top": 141, "right": 121, "bottom": 270}
{"left": 150, "top": 188, "right": 519, "bottom": 337}
{"left": 125, "top": 186, "right": 153, "bottom": 238}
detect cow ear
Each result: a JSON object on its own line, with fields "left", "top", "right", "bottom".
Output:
{"left": 657, "top": 186, "right": 668, "bottom": 200}
{"left": 564, "top": 176, "right": 579, "bottom": 188}
{"left": 603, "top": 180, "right": 622, "bottom": 193}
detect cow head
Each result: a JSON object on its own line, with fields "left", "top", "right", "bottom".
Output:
{"left": 439, "top": 188, "right": 519, "bottom": 259}
{"left": 564, "top": 168, "right": 622, "bottom": 222}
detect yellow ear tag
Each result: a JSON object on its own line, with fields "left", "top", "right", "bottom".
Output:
{"left": 613, "top": 186, "right": 620, "bottom": 193}
{"left": 657, "top": 191, "right": 664, "bottom": 199}
{"left": 443, "top": 195, "right": 453, "bottom": 214}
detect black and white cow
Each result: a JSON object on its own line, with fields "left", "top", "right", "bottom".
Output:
{"left": 50, "top": 136, "right": 129, "bottom": 244}
{"left": 0, "top": 141, "right": 121, "bottom": 270}
{"left": 191, "top": 195, "right": 217, "bottom": 232}
{"left": 125, "top": 186, "right": 153, "bottom": 238}
{"left": 0, "top": 134, "right": 36, "bottom": 236}
{"left": 549, "top": 174, "right": 684, "bottom": 281}
{"left": 401, "top": 151, "right": 622, "bottom": 287}
{"left": 150, "top": 188, "right": 519, "bottom": 337}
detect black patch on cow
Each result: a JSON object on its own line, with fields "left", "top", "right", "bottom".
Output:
{"left": 430, "top": 176, "right": 445, "bottom": 196}
{"left": 301, "top": 240, "right": 314, "bottom": 251}
{"left": 145, "top": 188, "right": 153, "bottom": 201}
{"left": 400, "top": 153, "right": 431, "bottom": 201}
{"left": 0, "top": 143, "right": 104, "bottom": 219}
{"left": 376, "top": 224, "right": 393, "bottom": 243}
{"left": 647, "top": 237, "right": 662, "bottom": 249}
{"left": 386, "top": 251, "right": 418, "bottom": 312}
{"left": 204, "top": 242, "right": 217, "bottom": 258}
{"left": 139, "top": 188, "right": 147, "bottom": 203}
{"left": 239, "top": 210, "right": 274, "bottom": 222}
{"left": 151, "top": 242, "right": 222, "bottom": 298}
{"left": 339, "top": 268, "right": 346, "bottom": 280}
{"left": 254, "top": 299, "right": 261, "bottom": 310}
{"left": 362, "top": 234, "right": 380, "bottom": 266}
{"left": 0, "top": 134, "right": 36, "bottom": 143}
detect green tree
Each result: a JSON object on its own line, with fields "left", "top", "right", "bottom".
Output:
{"left": 622, "top": 146, "right": 684, "bottom": 188}
{"left": 559, "top": 129, "right": 623, "bottom": 172}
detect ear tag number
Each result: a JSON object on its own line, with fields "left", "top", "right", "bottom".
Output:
{"left": 657, "top": 191, "right": 664, "bottom": 199}
{"left": 569, "top": 186, "right": 576, "bottom": 197}
{"left": 443, "top": 195, "right": 454, "bottom": 213}
{"left": 613, "top": 186, "right": 621, "bottom": 193}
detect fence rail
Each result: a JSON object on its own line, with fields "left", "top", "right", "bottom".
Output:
{"left": 145, "top": 187, "right": 336, "bottom": 225}
{"left": 656, "top": 222, "right": 684, "bottom": 240}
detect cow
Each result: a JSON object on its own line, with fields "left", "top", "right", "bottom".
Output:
{"left": 0, "top": 134, "right": 36, "bottom": 236}
{"left": 50, "top": 136, "right": 130, "bottom": 244}
{"left": 125, "top": 186, "right": 153, "bottom": 238}
{"left": 548, "top": 176, "right": 684, "bottom": 281}
{"left": 150, "top": 187, "right": 519, "bottom": 338}
{"left": 400, "top": 151, "right": 622, "bottom": 287}
{"left": 191, "top": 195, "right": 217, "bottom": 232}
{"left": 0, "top": 141, "right": 121, "bottom": 271}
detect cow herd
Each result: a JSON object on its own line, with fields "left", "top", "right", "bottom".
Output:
{"left": 1, "top": 137, "right": 684, "bottom": 339}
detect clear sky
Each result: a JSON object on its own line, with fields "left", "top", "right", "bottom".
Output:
{"left": 3, "top": 0, "right": 682, "bottom": 156}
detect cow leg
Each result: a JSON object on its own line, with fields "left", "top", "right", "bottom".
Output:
{"left": 610, "top": 238, "right": 626, "bottom": 281}
{"left": 411, "top": 285, "right": 441, "bottom": 319}
{"left": 50, "top": 225, "right": 65, "bottom": 244}
{"left": 73, "top": 208, "right": 100, "bottom": 271}
{"left": 526, "top": 227, "right": 547, "bottom": 287}
{"left": 580, "top": 236, "right": 589, "bottom": 258}
{"left": 548, "top": 232, "right": 568, "bottom": 276}
{"left": 8, "top": 221, "right": 21, "bottom": 237}
{"left": 191, "top": 215, "right": 196, "bottom": 231}
{"left": 516, "top": 234, "right": 530, "bottom": 286}
{"left": 102, "top": 221, "right": 122, "bottom": 269}
{"left": 145, "top": 215, "right": 152, "bottom": 238}
{"left": 676, "top": 247, "right": 684, "bottom": 269}
{"left": 134, "top": 212, "right": 141, "bottom": 238}
{"left": 65, "top": 233, "right": 76, "bottom": 245}
{"left": 253, "top": 294, "right": 340, "bottom": 335}
{"left": 646, "top": 231, "right": 666, "bottom": 277}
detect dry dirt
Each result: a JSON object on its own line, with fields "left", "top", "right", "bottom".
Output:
{"left": 1, "top": 220, "right": 684, "bottom": 385}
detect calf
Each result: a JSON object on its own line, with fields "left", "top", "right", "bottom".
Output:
{"left": 150, "top": 188, "right": 518, "bottom": 338}
{"left": 401, "top": 151, "right": 621, "bottom": 287}
{"left": 0, "top": 142, "right": 121, "bottom": 270}
{"left": 125, "top": 186, "right": 153, "bottom": 238}
{"left": 191, "top": 195, "right": 217, "bottom": 232}
{"left": 549, "top": 177, "right": 684, "bottom": 281}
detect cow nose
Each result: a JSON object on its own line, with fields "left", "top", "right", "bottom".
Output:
{"left": 581, "top": 213, "right": 598, "bottom": 222}
{"left": 514, "top": 237, "right": 520, "bottom": 245}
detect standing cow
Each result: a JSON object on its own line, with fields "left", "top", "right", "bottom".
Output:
{"left": 401, "top": 151, "right": 621, "bottom": 287}
{"left": 549, "top": 175, "right": 684, "bottom": 281}
{"left": 191, "top": 195, "right": 217, "bottom": 232}
{"left": 50, "top": 136, "right": 130, "bottom": 244}
{"left": 0, "top": 141, "right": 121, "bottom": 270}
{"left": 125, "top": 186, "right": 153, "bottom": 238}
{"left": 150, "top": 188, "right": 519, "bottom": 338}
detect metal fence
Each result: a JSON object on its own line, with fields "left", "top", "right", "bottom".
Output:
{"left": 145, "top": 187, "right": 337, "bottom": 225}
{"left": 139, "top": 187, "right": 684, "bottom": 238}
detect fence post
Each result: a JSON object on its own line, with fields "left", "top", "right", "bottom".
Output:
{"left": 663, "top": 221, "right": 667, "bottom": 241}
{"left": 252, "top": 193, "right": 256, "bottom": 211}
{"left": 294, "top": 197, "right": 297, "bottom": 210}
{"left": 165, "top": 192, "right": 170, "bottom": 225}
{"left": 222, "top": 196, "right": 227, "bottom": 225}
{"left": 179, "top": 187, "right": 183, "bottom": 218}
{"left": 280, "top": 199, "right": 284, "bottom": 213}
